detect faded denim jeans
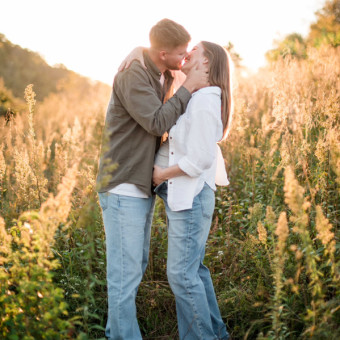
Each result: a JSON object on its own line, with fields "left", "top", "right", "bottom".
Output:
{"left": 155, "top": 182, "right": 229, "bottom": 340}
{"left": 98, "top": 192, "right": 155, "bottom": 340}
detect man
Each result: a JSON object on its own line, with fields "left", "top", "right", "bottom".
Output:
{"left": 96, "top": 19, "right": 209, "bottom": 340}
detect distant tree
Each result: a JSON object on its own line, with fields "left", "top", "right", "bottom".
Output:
{"left": 265, "top": 33, "right": 307, "bottom": 62}
{"left": 0, "top": 78, "right": 25, "bottom": 118}
{"left": 0, "top": 34, "right": 107, "bottom": 107}
{"left": 0, "top": 34, "right": 69, "bottom": 100}
{"left": 265, "top": 0, "right": 340, "bottom": 63}
{"left": 308, "top": 0, "right": 340, "bottom": 47}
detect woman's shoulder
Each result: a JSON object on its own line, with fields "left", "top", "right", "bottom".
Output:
{"left": 190, "top": 86, "right": 222, "bottom": 111}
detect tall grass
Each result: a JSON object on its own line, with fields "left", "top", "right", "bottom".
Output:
{"left": 0, "top": 46, "right": 339, "bottom": 339}
{"left": 214, "top": 45, "right": 339, "bottom": 339}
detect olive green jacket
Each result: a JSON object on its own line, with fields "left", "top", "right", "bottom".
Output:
{"left": 96, "top": 51, "right": 191, "bottom": 196}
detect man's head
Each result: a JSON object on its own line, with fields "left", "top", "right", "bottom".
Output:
{"left": 149, "top": 19, "right": 191, "bottom": 71}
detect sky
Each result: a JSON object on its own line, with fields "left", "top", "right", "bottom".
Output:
{"left": 0, "top": 0, "right": 326, "bottom": 85}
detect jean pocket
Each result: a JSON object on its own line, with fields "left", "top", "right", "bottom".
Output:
{"left": 154, "top": 181, "right": 167, "bottom": 194}
{"left": 98, "top": 192, "right": 109, "bottom": 211}
{"left": 198, "top": 186, "right": 215, "bottom": 219}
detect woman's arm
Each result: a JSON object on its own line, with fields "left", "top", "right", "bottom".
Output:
{"left": 118, "top": 46, "right": 146, "bottom": 71}
{"left": 177, "top": 108, "right": 220, "bottom": 177}
{"left": 153, "top": 95, "right": 221, "bottom": 185}
{"left": 152, "top": 165, "right": 186, "bottom": 186}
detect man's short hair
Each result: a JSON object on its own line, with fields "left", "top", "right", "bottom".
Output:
{"left": 149, "top": 18, "right": 191, "bottom": 50}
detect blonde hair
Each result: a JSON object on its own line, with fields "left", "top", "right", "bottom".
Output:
{"left": 149, "top": 19, "right": 191, "bottom": 50}
{"left": 201, "top": 41, "right": 233, "bottom": 140}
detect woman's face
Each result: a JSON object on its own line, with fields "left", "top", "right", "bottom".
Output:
{"left": 181, "top": 43, "right": 207, "bottom": 75}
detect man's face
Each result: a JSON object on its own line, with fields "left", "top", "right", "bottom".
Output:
{"left": 163, "top": 44, "right": 188, "bottom": 70}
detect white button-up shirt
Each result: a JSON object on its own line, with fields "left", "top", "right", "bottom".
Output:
{"left": 166, "top": 86, "right": 229, "bottom": 211}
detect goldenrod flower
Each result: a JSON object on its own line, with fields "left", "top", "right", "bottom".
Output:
{"left": 284, "top": 167, "right": 307, "bottom": 216}
{"left": 315, "top": 205, "right": 335, "bottom": 253}
{"left": 257, "top": 221, "right": 267, "bottom": 245}
{"left": 275, "top": 212, "right": 289, "bottom": 253}
{"left": 265, "top": 206, "right": 276, "bottom": 225}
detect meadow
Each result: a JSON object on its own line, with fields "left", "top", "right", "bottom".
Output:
{"left": 0, "top": 44, "right": 339, "bottom": 339}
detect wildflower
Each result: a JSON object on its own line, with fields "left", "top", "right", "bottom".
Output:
{"left": 269, "top": 132, "right": 281, "bottom": 156}
{"left": 257, "top": 222, "right": 267, "bottom": 245}
{"left": 284, "top": 167, "right": 306, "bottom": 216}
{"left": 13, "top": 148, "right": 36, "bottom": 208}
{"left": 295, "top": 250, "right": 303, "bottom": 260}
{"left": 275, "top": 212, "right": 289, "bottom": 252}
{"left": 315, "top": 205, "right": 335, "bottom": 253}
{"left": 290, "top": 244, "right": 298, "bottom": 252}
{"left": 25, "top": 85, "right": 36, "bottom": 143}
{"left": 315, "top": 138, "right": 328, "bottom": 164}
{"left": 249, "top": 234, "right": 260, "bottom": 245}
{"left": 289, "top": 244, "right": 303, "bottom": 260}
{"left": 24, "top": 84, "right": 36, "bottom": 114}
{"left": 285, "top": 278, "right": 294, "bottom": 286}
{"left": 248, "top": 203, "right": 263, "bottom": 222}
{"left": 265, "top": 206, "right": 276, "bottom": 225}
{"left": 280, "top": 136, "right": 291, "bottom": 166}
{"left": 302, "top": 201, "right": 311, "bottom": 211}
{"left": 328, "top": 128, "right": 340, "bottom": 187}
{"left": 40, "top": 163, "right": 78, "bottom": 233}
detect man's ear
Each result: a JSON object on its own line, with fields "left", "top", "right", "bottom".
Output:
{"left": 159, "top": 50, "right": 167, "bottom": 61}
{"left": 203, "top": 57, "right": 209, "bottom": 65}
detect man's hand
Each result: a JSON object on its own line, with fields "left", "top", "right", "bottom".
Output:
{"left": 182, "top": 61, "right": 209, "bottom": 93}
{"left": 118, "top": 46, "right": 146, "bottom": 71}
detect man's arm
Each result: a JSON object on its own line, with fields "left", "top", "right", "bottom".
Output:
{"left": 115, "top": 62, "right": 191, "bottom": 136}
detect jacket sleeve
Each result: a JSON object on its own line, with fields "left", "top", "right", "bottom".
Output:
{"left": 177, "top": 105, "right": 221, "bottom": 177}
{"left": 114, "top": 63, "right": 191, "bottom": 136}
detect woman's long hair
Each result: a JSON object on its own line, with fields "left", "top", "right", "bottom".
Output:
{"left": 201, "top": 41, "right": 233, "bottom": 140}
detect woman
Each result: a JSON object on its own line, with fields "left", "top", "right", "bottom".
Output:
{"left": 121, "top": 41, "right": 232, "bottom": 339}
{"left": 152, "top": 41, "right": 232, "bottom": 340}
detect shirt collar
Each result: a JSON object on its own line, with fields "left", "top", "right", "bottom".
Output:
{"left": 192, "top": 86, "right": 221, "bottom": 97}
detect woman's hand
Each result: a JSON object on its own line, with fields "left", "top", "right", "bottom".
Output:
{"left": 118, "top": 46, "right": 146, "bottom": 71}
{"left": 153, "top": 164, "right": 186, "bottom": 186}
{"left": 153, "top": 165, "right": 166, "bottom": 186}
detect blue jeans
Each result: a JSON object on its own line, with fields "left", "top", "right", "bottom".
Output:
{"left": 155, "top": 182, "right": 229, "bottom": 340}
{"left": 98, "top": 192, "right": 155, "bottom": 340}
